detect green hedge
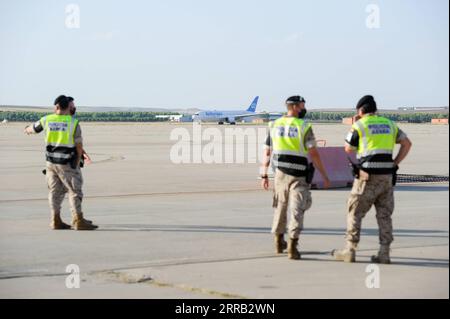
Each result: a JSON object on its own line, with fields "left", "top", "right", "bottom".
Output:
{"left": 0, "top": 111, "right": 179, "bottom": 122}
{"left": 304, "top": 112, "right": 448, "bottom": 123}
{"left": 0, "top": 110, "right": 447, "bottom": 123}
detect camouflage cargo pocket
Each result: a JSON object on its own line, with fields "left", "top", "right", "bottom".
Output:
{"left": 351, "top": 179, "right": 367, "bottom": 196}
{"left": 299, "top": 189, "right": 312, "bottom": 211}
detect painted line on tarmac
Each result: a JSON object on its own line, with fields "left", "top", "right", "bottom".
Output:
{"left": 105, "top": 243, "right": 449, "bottom": 271}
{"left": 1, "top": 243, "right": 447, "bottom": 281}
{"left": 0, "top": 188, "right": 262, "bottom": 203}
{"left": 1, "top": 182, "right": 448, "bottom": 203}
{"left": 0, "top": 253, "right": 283, "bottom": 280}
{"left": 0, "top": 153, "right": 125, "bottom": 170}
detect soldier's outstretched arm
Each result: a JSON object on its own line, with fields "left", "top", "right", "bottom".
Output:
{"left": 24, "top": 120, "right": 43, "bottom": 135}
{"left": 394, "top": 137, "right": 412, "bottom": 166}
{"left": 309, "top": 147, "right": 331, "bottom": 189}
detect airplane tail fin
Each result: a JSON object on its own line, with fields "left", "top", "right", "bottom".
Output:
{"left": 246, "top": 96, "right": 259, "bottom": 113}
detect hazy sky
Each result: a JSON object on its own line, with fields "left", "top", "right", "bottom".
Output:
{"left": 0, "top": 0, "right": 448, "bottom": 111}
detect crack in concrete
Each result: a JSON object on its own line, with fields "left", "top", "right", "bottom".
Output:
{"left": 98, "top": 270, "right": 246, "bottom": 299}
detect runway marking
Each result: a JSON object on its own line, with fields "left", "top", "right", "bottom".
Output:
{"left": 1, "top": 179, "right": 448, "bottom": 203}
{"left": 0, "top": 188, "right": 262, "bottom": 203}
{"left": 0, "top": 153, "right": 125, "bottom": 170}
{"left": 0, "top": 242, "right": 447, "bottom": 281}
{"left": 95, "top": 243, "right": 450, "bottom": 271}
{"left": 102, "top": 253, "right": 286, "bottom": 271}
{"left": 1, "top": 181, "right": 448, "bottom": 203}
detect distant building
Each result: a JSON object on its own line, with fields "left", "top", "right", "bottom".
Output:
{"left": 155, "top": 114, "right": 192, "bottom": 122}
{"left": 398, "top": 106, "right": 449, "bottom": 111}
{"left": 415, "top": 106, "right": 448, "bottom": 111}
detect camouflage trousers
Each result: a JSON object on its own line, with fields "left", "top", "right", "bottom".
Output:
{"left": 346, "top": 174, "right": 394, "bottom": 246}
{"left": 46, "top": 162, "right": 83, "bottom": 217}
{"left": 272, "top": 170, "right": 312, "bottom": 239}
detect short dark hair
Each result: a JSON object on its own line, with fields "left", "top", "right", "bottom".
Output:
{"left": 67, "top": 96, "right": 74, "bottom": 102}
{"left": 356, "top": 95, "right": 377, "bottom": 114}
{"left": 54, "top": 95, "right": 69, "bottom": 110}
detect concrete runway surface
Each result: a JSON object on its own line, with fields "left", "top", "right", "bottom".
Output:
{"left": 0, "top": 122, "right": 448, "bottom": 298}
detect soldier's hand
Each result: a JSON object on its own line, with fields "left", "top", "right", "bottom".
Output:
{"left": 83, "top": 153, "right": 92, "bottom": 165}
{"left": 323, "top": 177, "right": 331, "bottom": 189}
{"left": 261, "top": 178, "right": 269, "bottom": 190}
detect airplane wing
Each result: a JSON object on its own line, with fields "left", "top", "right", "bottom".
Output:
{"left": 234, "top": 112, "right": 283, "bottom": 122}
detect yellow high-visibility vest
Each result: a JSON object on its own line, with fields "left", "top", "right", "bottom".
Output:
{"left": 352, "top": 115, "right": 398, "bottom": 172}
{"left": 270, "top": 116, "right": 312, "bottom": 175}
{"left": 40, "top": 114, "right": 78, "bottom": 164}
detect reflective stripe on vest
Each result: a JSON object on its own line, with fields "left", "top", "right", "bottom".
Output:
{"left": 361, "top": 161, "right": 396, "bottom": 169}
{"left": 41, "top": 114, "right": 78, "bottom": 164}
{"left": 272, "top": 160, "right": 307, "bottom": 171}
{"left": 270, "top": 117, "right": 311, "bottom": 173}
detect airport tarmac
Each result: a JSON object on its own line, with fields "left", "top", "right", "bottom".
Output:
{"left": 0, "top": 122, "right": 448, "bottom": 298}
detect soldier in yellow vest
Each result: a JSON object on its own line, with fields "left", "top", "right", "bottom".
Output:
{"left": 25, "top": 95, "right": 98, "bottom": 230}
{"left": 333, "top": 95, "right": 412, "bottom": 263}
{"left": 261, "top": 96, "right": 331, "bottom": 260}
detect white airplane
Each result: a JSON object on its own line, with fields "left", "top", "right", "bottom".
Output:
{"left": 192, "top": 96, "right": 261, "bottom": 125}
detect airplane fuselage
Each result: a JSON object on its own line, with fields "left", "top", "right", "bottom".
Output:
{"left": 192, "top": 96, "right": 259, "bottom": 124}
{"left": 193, "top": 110, "right": 254, "bottom": 124}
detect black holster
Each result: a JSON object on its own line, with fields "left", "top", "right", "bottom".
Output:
{"left": 69, "top": 152, "right": 78, "bottom": 169}
{"left": 306, "top": 163, "right": 315, "bottom": 184}
{"left": 349, "top": 162, "right": 360, "bottom": 179}
{"left": 392, "top": 165, "right": 399, "bottom": 186}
